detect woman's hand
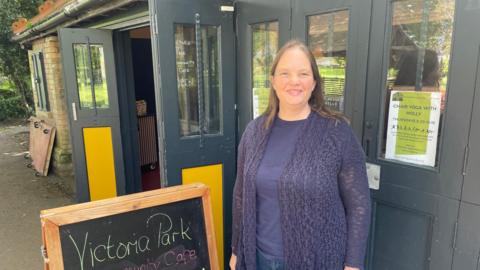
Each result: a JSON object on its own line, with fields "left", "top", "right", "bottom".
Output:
{"left": 229, "top": 254, "right": 237, "bottom": 270}
{"left": 344, "top": 266, "right": 360, "bottom": 270}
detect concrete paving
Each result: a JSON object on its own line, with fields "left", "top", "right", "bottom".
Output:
{"left": 0, "top": 120, "right": 74, "bottom": 269}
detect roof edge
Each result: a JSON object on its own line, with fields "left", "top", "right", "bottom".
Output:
{"left": 12, "top": 0, "right": 143, "bottom": 44}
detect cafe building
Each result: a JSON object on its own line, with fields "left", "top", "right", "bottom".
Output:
{"left": 12, "top": 0, "right": 480, "bottom": 269}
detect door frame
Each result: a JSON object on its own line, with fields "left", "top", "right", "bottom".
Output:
{"left": 236, "top": 0, "right": 291, "bottom": 134}
{"left": 113, "top": 30, "right": 143, "bottom": 194}
{"left": 148, "top": 0, "right": 168, "bottom": 186}
{"left": 148, "top": 1, "right": 237, "bottom": 268}
{"left": 93, "top": 10, "right": 160, "bottom": 194}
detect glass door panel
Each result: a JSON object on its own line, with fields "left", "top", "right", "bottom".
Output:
{"left": 236, "top": 0, "right": 290, "bottom": 133}
{"left": 174, "top": 24, "right": 221, "bottom": 137}
{"left": 380, "top": 0, "right": 455, "bottom": 167}
{"left": 73, "top": 44, "right": 109, "bottom": 110}
{"left": 307, "top": 10, "right": 350, "bottom": 111}
{"left": 292, "top": 0, "right": 372, "bottom": 134}
{"left": 251, "top": 21, "right": 279, "bottom": 118}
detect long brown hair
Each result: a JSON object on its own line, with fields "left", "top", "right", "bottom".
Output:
{"left": 263, "top": 39, "right": 348, "bottom": 128}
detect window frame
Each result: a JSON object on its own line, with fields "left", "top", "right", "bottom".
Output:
{"left": 306, "top": 8, "right": 351, "bottom": 112}
{"left": 250, "top": 20, "right": 279, "bottom": 119}
{"left": 375, "top": 0, "right": 456, "bottom": 170}
{"left": 31, "top": 51, "right": 50, "bottom": 112}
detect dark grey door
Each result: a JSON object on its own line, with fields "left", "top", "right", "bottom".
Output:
{"left": 237, "top": 0, "right": 371, "bottom": 136}
{"left": 452, "top": 2, "right": 480, "bottom": 269}
{"left": 292, "top": 0, "right": 372, "bottom": 136}
{"left": 363, "top": 0, "right": 475, "bottom": 269}
{"left": 59, "top": 28, "right": 126, "bottom": 202}
{"left": 236, "top": 0, "right": 290, "bottom": 132}
{"left": 149, "top": 0, "right": 236, "bottom": 268}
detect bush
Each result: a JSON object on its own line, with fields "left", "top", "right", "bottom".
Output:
{"left": 0, "top": 88, "right": 16, "bottom": 99}
{"left": 0, "top": 95, "right": 29, "bottom": 121}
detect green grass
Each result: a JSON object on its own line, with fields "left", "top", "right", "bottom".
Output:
{"left": 319, "top": 67, "right": 345, "bottom": 78}
{"left": 78, "top": 83, "right": 109, "bottom": 109}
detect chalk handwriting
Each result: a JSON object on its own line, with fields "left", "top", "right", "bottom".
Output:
{"left": 67, "top": 213, "right": 193, "bottom": 269}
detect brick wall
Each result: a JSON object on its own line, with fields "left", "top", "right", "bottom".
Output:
{"left": 29, "top": 35, "right": 73, "bottom": 177}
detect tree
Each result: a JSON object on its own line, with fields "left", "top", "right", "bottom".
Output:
{"left": 0, "top": 0, "right": 42, "bottom": 108}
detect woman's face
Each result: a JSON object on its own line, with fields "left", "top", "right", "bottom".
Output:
{"left": 271, "top": 47, "right": 316, "bottom": 111}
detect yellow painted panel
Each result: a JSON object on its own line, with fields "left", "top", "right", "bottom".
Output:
{"left": 182, "top": 164, "right": 224, "bottom": 270}
{"left": 83, "top": 127, "right": 117, "bottom": 201}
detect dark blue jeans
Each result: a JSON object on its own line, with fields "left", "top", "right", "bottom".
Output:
{"left": 256, "top": 249, "right": 285, "bottom": 270}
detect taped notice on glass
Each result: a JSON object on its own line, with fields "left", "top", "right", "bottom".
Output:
{"left": 252, "top": 93, "right": 259, "bottom": 118}
{"left": 252, "top": 87, "right": 269, "bottom": 119}
{"left": 385, "top": 91, "right": 441, "bottom": 166}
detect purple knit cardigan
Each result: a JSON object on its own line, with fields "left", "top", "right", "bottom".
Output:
{"left": 231, "top": 112, "right": 371, "bottom": 270}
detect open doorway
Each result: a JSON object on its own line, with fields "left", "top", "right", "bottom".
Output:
{"left": 129, "top": 26, "right": 161, "bottom": 191}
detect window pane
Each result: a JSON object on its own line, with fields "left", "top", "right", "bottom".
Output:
{"left": 74, "top": 44, "right": 94, "bottom": 109}
{"left": 90, "top": 45, "right": 109, "bottom": 109}
{"left": 175, "top": 24, "right": 221, "bottom": 137}
{"left": 32, "top": 52, "right": 49, "bottom": 111}
{"left": 73, "top": 44, "right": 109, "bottom": 109}
{"left": 202, "top": 26, "right": 221, "bottom": 134}
{"left": 252, "top": 22, "right": 278, "bottom": 118}
{"left": 308, "top": 10, "right": 349, "bottom": 111}
{"left": 382, "top": 0, "right": 454, "bottom": 167}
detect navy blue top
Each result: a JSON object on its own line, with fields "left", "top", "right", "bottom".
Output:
{"left": 255, "top": 117, "right": 306, "bottom": 259}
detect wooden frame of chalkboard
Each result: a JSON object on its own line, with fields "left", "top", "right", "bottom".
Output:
{"left": 40, "top": 183, "right": 219, "bottom": 270}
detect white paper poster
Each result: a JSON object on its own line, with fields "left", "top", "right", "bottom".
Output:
{"left": 252, "top": 94, "right": 259, "bottom": 118}
{"left": 385, "top": 91, "right": 442, "bottom": 166}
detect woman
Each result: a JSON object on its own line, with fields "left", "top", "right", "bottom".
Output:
{"left": 230, "top": 40, "right": 371, "bottom": 270}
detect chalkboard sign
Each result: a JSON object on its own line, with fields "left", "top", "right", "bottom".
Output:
{"left": 41, "top": 184, "right": 218, "bottom": 270}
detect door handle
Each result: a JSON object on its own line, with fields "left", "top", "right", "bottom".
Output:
{"left": 72, "top": 102, "right": 77, "bottom": 121}
{"left": 364, "top": 138, "right": 371, "bottom": 157}
{"left": 195, "top": 13, "right": 205, "bottom": 148}
{"left": 363, "top": 121, "right": 374, "bottom": 158}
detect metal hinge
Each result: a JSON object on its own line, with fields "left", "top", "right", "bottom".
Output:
{"left": 160, "top": 119, "right": 167, "bottom": 187}
{"left": 452, "top": 221, "right": 458, "bottom": 249}
{"left": 476, "top": 250, "right": 480, "bottom": 270}
{"left": 162, "top": 121, "right": 166, "bottom": 154}
{"left": 462, "top": 145, "right": 469, "bottom": 176}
